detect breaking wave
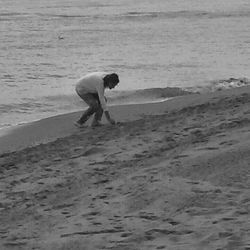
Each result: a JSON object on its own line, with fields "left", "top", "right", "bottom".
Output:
{"left": 107, "top": 87, "right": 193, "bottom": 105}
{"left": 186, "top": 77, "right": 250, "bottom": 93}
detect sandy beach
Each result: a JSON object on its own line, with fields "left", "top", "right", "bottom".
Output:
{"left": 0, "top": 86, "right": 250, "bottom": 250}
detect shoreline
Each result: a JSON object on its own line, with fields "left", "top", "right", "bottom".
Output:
{"left": 0, "top": 97, "right": 172, "bottom": 131}
{"left": 0, "top": 97, "right": 181, "bottom": 155}
{"left": 0, "top": 85, "right": 249, "bottom": 155}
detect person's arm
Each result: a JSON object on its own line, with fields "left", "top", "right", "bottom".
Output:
{"left": 96, "top": 82, "right": 116, "bottom": 125}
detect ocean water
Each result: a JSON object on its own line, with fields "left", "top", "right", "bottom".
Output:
{"left": 1, "top": 0, "right": 250, "bottom": 128}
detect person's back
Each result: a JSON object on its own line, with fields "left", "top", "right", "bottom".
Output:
{"left": 75, "top": 72, "right": 107, "bottom": 95}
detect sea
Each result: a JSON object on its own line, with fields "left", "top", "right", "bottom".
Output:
{"left": 1, "top": 0, "right": 250, "bottom": 129}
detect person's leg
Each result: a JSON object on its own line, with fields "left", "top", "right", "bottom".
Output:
{"left": 91, "top": 107, "right": 103, "bottom": 126}
{"left": 91, "top": 94, "right": 103, "bottom": 127}
{"left": 76, "top": 93, "right": 100, "bottom": 125}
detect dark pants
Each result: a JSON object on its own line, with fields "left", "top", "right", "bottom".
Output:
{"left": 76, "top": 91, "right": 103, "bottom": 124}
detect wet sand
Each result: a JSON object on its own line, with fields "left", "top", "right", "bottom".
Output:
{"left": 0, "top": 86, "right": 250, "bottom": 250}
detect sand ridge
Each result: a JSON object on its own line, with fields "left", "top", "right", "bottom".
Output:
{"left": 0, "top": 88, "right": 250, "bottom": 249}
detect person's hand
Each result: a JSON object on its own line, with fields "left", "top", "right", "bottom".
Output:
{"left": 109, "top": 118, "right": 116, "bottom": 125}
{"left": 104, "top": 111, "right": 116, "bottom": 125}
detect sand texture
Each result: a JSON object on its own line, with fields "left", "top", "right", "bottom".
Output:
{"left": 0, "top": 86, "right": 250, "bottom": 250}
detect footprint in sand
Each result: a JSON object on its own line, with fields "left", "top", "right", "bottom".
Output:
{"left": 218, "top": 231, "right": 233, "bottom": 238}
{"left": 61, "top": 211, "right": 70, "bottom": 215}
{"left": 233, "top": 209, "right": 248, "bottom": 215}
{"left": 216, "top": 133, "right": 227, "bottom": 138}
{"left": 53, "top": 203, "right": 74, "bottom": 209}
{"left": 183, "top": 126, "right": 200, "bottom": 132}
{"left": 92, "top": 221, "right": 102, "bottom": 225}
{"left": 120, "top": 232, "right": 133, "bottom": 238}
{"left": 163, "top": 218, "right": 179, "bottom": 226}
{"left": 138, "top": 212, "right": 159, "bottom": 221}
{"left": 94, "top": 179, "right": 109, "bottom": 185}
{"left": 4, "top": 241, "right": 28, "bottom": 247}
{"left": 96, "top": 194, "right": 108, "bottom": 199}
{"left": 70, "top": 146, "right": 106, "bottom": 159}
{"left": 186, "top": 181, "right": 200, "bottom": 184}
{"left": 173, "top": 154, "right": 189, "bottom": 159}
{"left": 219, "top": 140, "right": 239, "bottom": 146}
{"left": 0, "top": 230, "right": 8, "bottom": 239}
{"left": 44, "top": 167, "right": 53, "bottom": 172}
{"left": 53, "top": 157, "right": 62, "bottom": 162}
{"left": 144, "top": 228, "right": 194, "bottom": 243}
{"left": 197, "top": 146, "right": 219, "bottom": 151}
{"left": 60, "top": 229, "right": 124, "bottom": 238}
{"left": 220, "top": 217, "right": 235, "bottom": 221}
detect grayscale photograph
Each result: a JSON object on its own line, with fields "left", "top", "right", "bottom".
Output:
{"left": 0, "top": 0, "right": 250, "bottom": 249}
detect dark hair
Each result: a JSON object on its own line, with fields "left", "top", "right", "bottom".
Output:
{"left": 104, "top": 73, "right": 119, "bottom": 87}
{"left": 109, "top": 73, "right": 119, "bottom": 83}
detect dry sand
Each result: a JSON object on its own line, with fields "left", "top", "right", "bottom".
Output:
{"left": 0, "top": 86, "right": 250, "bottom": 250}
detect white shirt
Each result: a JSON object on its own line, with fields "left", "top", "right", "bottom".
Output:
{"left": 76, "top": 72, "right": 108, "bottom": 111}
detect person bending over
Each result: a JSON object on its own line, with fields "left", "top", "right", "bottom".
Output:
{"left": 75, "top": 72, "right": 119, "bottom": 127}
